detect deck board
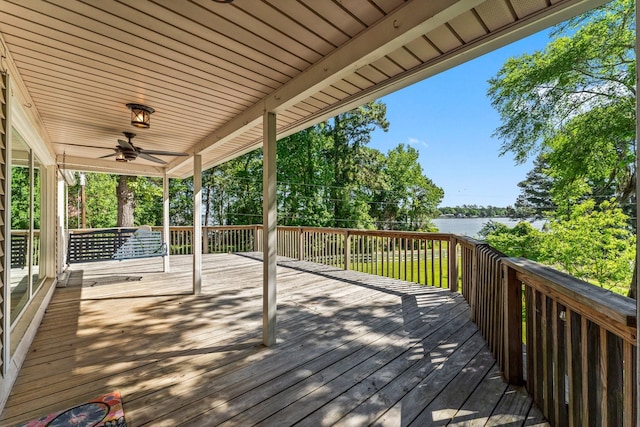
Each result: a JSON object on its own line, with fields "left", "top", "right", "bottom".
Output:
{"left": 0, "top": 253, "right": 547, "bottom": 426}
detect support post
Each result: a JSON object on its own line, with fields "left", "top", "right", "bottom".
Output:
{"left": 344, "top": 229, "right": 350, "bottom": 271}
{"left": 297, "top": 226, "right": 303, "bottom": 260}
{"left": 193, "top": 154, "right": 202, "bottom": 295}
{"left": 263, "top": 111, "right": 277, "bottom": 346}
{"left": 448, "top": 235, "right": 458, "bottom": 292}
{"left": 163, "top": 173, "right": 170, "bottom": 272}
{"left": 502, "top": 263, "right": 523, "bottom": 385}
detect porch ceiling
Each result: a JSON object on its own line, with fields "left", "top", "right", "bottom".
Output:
{"left": 0, "top": 0, "right": 606, "bottom": 178}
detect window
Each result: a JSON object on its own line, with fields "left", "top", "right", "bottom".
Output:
{"left": 9, "top": 128, "right": 45, "bottom": 329}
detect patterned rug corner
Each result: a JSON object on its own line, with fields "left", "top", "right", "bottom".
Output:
{"left": 16, "top": 391, "right": 126, "bottom": 427}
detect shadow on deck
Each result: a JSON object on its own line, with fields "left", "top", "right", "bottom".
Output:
{"left": 0, "top": 253, "right": 547, "bottom": 426}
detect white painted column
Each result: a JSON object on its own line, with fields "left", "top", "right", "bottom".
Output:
{"left": 43, "top": 165, "right": 56, "bottom": 279}
{"left": 57, "top": 177, "right": 66, "bottom": 276}
{"left": 263, "top": 111, "right": 277, "bottom": 346}
{"left": 193, "top": 154, "right": 202, "bottom": 295}
{"left": 163, "top": 172, "right": 170, "bottom": 273}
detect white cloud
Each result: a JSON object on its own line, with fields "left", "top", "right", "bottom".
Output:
{"left": 408, "top": 137, "right": 428, "bottom": 149}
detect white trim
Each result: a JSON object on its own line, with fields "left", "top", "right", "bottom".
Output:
{"left": 56, "top": 154, "right": 166, "bottom": 177}
{"left": 10, "top": 97, "right": 54, "bottom": 166}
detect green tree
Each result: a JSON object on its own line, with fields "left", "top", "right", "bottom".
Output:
{"left": 543, "top": 200, "right": 635, "bottom": 291}
{"left": 480, "top": 201, "right": 635, "bottom": 294}
{"left": 372, "top": 144, "right": 443, "bottom": 230}
{"left": 488, "top": 0, "right": 635, "bottom": 212}
{"left": 512, "top": 154, "right": 555, "bottom": 220}
{"left": 65, "top": 173, "right": 118, "bottom": 229}
{"left": 224, "top": 150, "right": 263, "bottom": 225}
{"left": 479, "top": 220, "right": 547, "bottom": 260}
{"left": 488, "top": 0, "right": 636, "bottom": 296}
{"left": 324, "top": 101, "right": 389, "bottom": 228}
{"left": 11, "top": 167, "right": 30, "bottom": 229}
{"left": 129, "top": 177, "right": 163, "bottom": 226}
{"left": 169, "top": 177, "right": 193, "bottom": 226}
{"left": 277, "top": 127, "right": 333, "bottom": 226}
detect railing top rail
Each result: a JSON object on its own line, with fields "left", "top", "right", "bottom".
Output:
{"left": 455, "top": 235, "right": 486, "bottom": 248}
{"left": 504, "top": 257, "right": 636, "bottom": 341}
{"left": 68, "top": 227, "right": 149, "bottom": 234}
{"left": 202, "top": 225, "right": 257, "bottom": 231}
{"left": 264, "top": 225, "right": 454, "bottom": 240}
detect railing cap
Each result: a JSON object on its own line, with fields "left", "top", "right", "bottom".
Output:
{"left": 503, "top": 257, "right": 636, "bottom": 328}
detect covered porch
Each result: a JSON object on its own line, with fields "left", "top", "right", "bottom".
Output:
{"left": 0, "top": 1, "right": 637, "bottom": 425}
{"left": 0, "top": 253, "right": 545, "bottom": 426}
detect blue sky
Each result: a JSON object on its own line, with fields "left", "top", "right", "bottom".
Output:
{"left": 369, "top": 30, "right": 553, "bottom": 208}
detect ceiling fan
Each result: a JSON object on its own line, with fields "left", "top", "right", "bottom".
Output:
{"left": 101, "top": 132, "right": 188, "bottom": 164}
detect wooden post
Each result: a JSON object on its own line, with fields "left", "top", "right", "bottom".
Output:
{"left": 448, "top": 236, "right": 458, "bottom": 292}
{"left": 263, "top": 111, "right": 277, "bottom": 346}
{"left": 502, "top": 263, "right": 523, "bottom": 385}
{"left": 297, "top": 226, "right": 303, "bottom": 260}
{"left": 162, "top": 173, "right": 170, "bottom": 272}
{"left": 344, "top": 229, "right": 350, "bottom": 271}
{"left": 192, "top": 154, "right": 202, "bottom": 295}
{"left": 202, "top": 227, "right": 209, "bottom": 254}
{"left": 470, "top": 245, "right": 479, "bottom": 322}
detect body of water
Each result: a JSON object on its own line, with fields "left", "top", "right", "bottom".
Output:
{"left": 432, "top": 217, "right": 546, "bottom": 238}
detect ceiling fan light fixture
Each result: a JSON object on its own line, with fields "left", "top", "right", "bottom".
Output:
{"left": 126, "top": 103, "right": 154, "bottom": 128}
{"left": 115, "top": 149, "right": 127, "bottom": 162}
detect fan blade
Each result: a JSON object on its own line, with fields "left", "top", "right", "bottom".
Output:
{"left": 99, "top": 152, "right": 117, "bottom": 159}
{"left": 55, "top": 142, "right": 112, "bottom": 150}
{"left": 138, "top": 149, "right": 189, "bottom": 156}
{"left": 138, "top": 152, "right": 167, "bottom": 164}
{"left": 117, "top": 139, "right": 136, "bottom": 151}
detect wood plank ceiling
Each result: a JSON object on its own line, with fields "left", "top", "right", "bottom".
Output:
{"left": 0, "top": 0, "right": 607, "bottom": 178}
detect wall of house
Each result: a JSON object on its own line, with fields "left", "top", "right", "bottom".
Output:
{"left": 0, "top": 71, "right": 60, "bottom": 413}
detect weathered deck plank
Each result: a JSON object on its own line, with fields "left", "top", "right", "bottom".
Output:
{"left": 0, "top": 253, "right": 547, "bottom": 426}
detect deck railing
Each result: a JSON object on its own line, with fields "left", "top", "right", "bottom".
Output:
{"left": 153, "top": 225, "right": 457, "bottom": 289}
{"left": 139, "top": 224, "right": 637, "bottom": 426}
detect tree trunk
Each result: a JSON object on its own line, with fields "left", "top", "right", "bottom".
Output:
{"left": 117, "top": 175, "right": 135, "bottom": 227}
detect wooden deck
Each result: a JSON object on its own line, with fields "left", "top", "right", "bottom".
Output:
{"left": 0, "top": 253, "right": 548, "bottom": 426}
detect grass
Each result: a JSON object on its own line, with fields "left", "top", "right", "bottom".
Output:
{"left": 349, "top": 257, "right": 449, "bottom": 288}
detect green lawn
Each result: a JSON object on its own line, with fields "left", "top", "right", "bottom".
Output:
{"left": 349, "top": 258, "right": 450, "bottom": 288}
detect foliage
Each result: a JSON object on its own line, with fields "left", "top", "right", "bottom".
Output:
{"left": 543, "top": 200, "right": 635, "bottom": 289}
{"left": 511, "top": 154, "right": 555, "bottom": 220}
{"left": 169, "top": 177, "right": 193, "bottom": 226}
{"left": 479, "top": 220, "right": 547, "bottom": 260}
{"left": 276, "top": 127, "right": 333, "bottom": 226}
{"left": 371, "top": 144, "right": 443, "bottom": 230}
{"left": 481, "top": 200, "right": 635, "bottom": 293}
{"left": 68, "top": 173, "right": 164, "bottom": 228}
{"left": 323, "top": 102, "right": 390, "bottom": 228}
{"left": 67, "top": 173, "right": 117, "bottom": 228}
{"left": 11, "top": 167, "right": 30, "bottom": 229}
{"left": 488, "top": 0, "right": 636, "bottom": 216}
{"left": 488, "top": 0, "right": 636, "bottom": 294}
{"left": 128, "top": 177, "right": 163, "bottom": 226}
{"left": 438, "top": 205, "right": 509, "bottom": 218}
